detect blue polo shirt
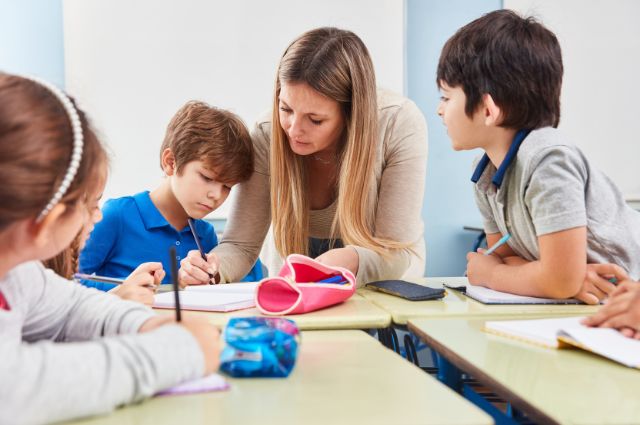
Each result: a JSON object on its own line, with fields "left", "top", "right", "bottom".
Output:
{"left": 79, "top": 191, "right": 263, "bottom": 290}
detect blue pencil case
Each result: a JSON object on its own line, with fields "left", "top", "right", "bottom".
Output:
{"left": 220, "top": 317, "right": 300, "bottom": 378}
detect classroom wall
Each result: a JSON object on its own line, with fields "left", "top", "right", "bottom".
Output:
{"left": 505, "top": 0, "right": 640, "bottom": 199}
{"left": 62, "top": 0, "right": 405, "bottom": 220}
{"left": 2, "top": 0, "right": 500, "bottom": 278}
{"left": 0, "top": 0, "right": 64, "bottom": 86}
{"left": 406, "top": 0, "right": 501, "bottom": 276}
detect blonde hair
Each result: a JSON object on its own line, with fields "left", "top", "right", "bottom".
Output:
{"left": 270, "top": 27, "right": 408, "bottom": 258}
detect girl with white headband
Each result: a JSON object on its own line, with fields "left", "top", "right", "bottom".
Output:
{"left": 0, "top": 73, "right": 220, "bottom": 425}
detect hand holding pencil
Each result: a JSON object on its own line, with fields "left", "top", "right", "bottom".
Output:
{"left": 111, "top": 262, "right": 164, "bottom": 305}
{"left": 181, "top": 217, "right": 219, "bottom": 285}
{"left": 179, "top": 250, "right": 220, "bottom": 286}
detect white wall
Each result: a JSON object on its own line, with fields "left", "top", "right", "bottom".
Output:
{"left": 63, "top": 0, "right": 405, "bottom": 218}
{"left": 505, "top": 0, "right": 640, "bottom": 198}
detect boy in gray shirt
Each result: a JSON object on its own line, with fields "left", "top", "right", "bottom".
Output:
{"left": 436, "top": 10, "right": 640, "bottom": 304}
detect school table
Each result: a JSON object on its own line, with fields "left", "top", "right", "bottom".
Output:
{"left": 67, "top": 330, "right": 493, "bottom": 425}
{"left": 408, "top": 318, "right": 640, "bottom": 425}
{"left": 358, "top": 277, "right": 599, "bottom": 325}
{"left": 156, "top": 293, "right": 392, "bottom": 330}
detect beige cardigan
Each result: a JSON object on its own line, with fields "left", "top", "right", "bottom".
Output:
{"left": 214, "top": 89, "right": 428, "bottom": 286}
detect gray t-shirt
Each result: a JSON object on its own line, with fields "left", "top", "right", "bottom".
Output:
{"left": 0, "top": 261, "right": 204, "bottom": 425}
{"left": 474, "top": 127, "right": 640, "bottom": 279}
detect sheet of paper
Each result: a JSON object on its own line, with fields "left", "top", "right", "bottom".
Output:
{"left": 560, "top": 326, "right": 640, "bottom": 368}
{"left": 486, "top": 316, "right": 584, "bottom": 348}
{"left": 153, "top": 291, "right": 255, "bottom": 312}
{"left": 185, "top": 282, "right": 259, "bottom": 294}
{"left": 156, "top": 373, "right": 229, "bottom": 396}
{"left": 466, "top": 284, "right": 581, "bottom": 305}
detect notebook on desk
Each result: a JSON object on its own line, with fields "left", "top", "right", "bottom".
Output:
{"left": 154, "top": 282, "right": 258, "bottom": 312}
{"left": 485, "top": 316, "right": 640, "bottom": 369}
{"left": 465, "top": 284, "right": 582, "bottom": 305}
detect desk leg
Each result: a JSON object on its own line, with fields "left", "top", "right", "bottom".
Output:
{"left": 377, "top": 328, "right": 401, "bottom": 355}
{"left": 506, "top": 404, "right": 529, "bottom": 422}
{"left": 403, "top": 334, "right": 419, "bottom": 366}
{"left": 436, "top": 354, "right": 463, "bottom": 393}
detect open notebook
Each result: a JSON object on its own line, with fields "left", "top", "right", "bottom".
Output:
{"left": 154, "top": 282, "right": 258, "bottom": 312}
{"left": 466, "top": 284, "right": 582, "bottom": 305}
{"left": 485, "top": 316, "right": 640, "bottom": 369}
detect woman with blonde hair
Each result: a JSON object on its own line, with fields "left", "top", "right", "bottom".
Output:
{"left": 180, "top": 27, "right": 427, "bottom": 286}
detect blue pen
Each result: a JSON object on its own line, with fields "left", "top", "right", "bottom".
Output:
{"left": 187, "top": 217, "right": 215, "bottom": 284}
{"left": 317, "top": 275, "right": 348, "bottom": 284}
{"left": 484, "top": 233, "right": 511, "bottom": 256}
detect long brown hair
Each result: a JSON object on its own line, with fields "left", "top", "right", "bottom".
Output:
{"left": 270, "top": 27, "right": 407, "bottom": 258}
{"left": 43, "top": 235, "right": 82, "bottom": 279}
{"left": 0, "top": 73, "right": 107, "bottom": 235}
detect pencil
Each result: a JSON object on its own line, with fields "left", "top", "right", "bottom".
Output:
{"left": 73, "top": 273, "right": 125, "bottom": 285}
{"left": 187, "top": 217, "right": 215, "bottom": 284}
{"left": 169, "top": 246, "right": 181, "bottom": 322}
{"left": 484, "top": 233, "right": 511, "bottom": 256}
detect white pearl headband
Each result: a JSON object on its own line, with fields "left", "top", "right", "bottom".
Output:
{"left": 26, "top": 77, "right": 85, "bottom": 222}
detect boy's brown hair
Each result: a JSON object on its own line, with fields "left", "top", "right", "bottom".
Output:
{"left": 437, "top": 9, "right": 563, "bottom": 129}
{"left": 160, "top": 101, "right": 254, "bottom": 183}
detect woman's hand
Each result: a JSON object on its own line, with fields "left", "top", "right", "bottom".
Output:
{"left": 179, "top": 250, "right": 219, "bottom": 286}
{"left": 315, "top": 247, "right": 359, "bottom": 276}
{"left": 582, "top": 280, "right": 640, "bottom": 338}
{"left": 109, "top": 262, "right": 164, "bottom": 305}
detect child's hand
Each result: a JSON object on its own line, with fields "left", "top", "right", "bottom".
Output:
{"left": 109, "top": 262, "right": 164, "bottom": 305}
{"left": 139, "top": 314, "right": 221, "bottom": 374}
{"left": 127, "top": 262, "right": 166, "bottom": 288}
{"left": 466, "top": 249, "right": 504, "bottom": 287}
{"left": 315, "top": 247, "right": 359, "bottom": 276}
{"left": 179, "top": 250, "right": 219, "bottom": 286}
{"left": 582, "top": 280, "right": 640, "bottom": 338}
{"left": 575, "top": 263, "right": 627, "bottom": 305}
{"left": 109, "top": 282, "right": 155, "bottom": 305}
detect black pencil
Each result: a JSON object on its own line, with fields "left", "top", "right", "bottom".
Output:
{"left": 187, "top": 217, "right": 215, "bottom": 284}
{"left": 169, "top": 246, "right": 181, "bottom": 322}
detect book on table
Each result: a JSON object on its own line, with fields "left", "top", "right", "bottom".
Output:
{"left": 154, "top": 282, "right": 258, "bottom": 312}
{"left": 465, "top": 284, "right": 582, "bottom": 305}
{"left": 485, "top": 316, "right": 640, "bottom": 369}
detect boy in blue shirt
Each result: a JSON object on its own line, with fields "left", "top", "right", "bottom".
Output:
{"left": 436, "top": 10, "right": 640, "bottom": 304}
{"left": 80, "top": 101, "right": 263, "bottom": 289}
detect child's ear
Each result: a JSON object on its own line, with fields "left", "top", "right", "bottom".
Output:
{"left": 30, "top": 203, "right": 68, "bottom": 249}
{"left": 481, "top": 94, "right": 503, "bottom": 126}
{"left": 161, "top": 148, "right": 177, "bottom": 176}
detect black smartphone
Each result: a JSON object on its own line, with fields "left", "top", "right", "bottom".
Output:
{"left": 365, "top": 280, "right": 445, "bottom": 301}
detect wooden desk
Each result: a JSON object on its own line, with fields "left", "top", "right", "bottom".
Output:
{"left": 157, "top": 293, "right": 391, "bottom": 330}
{"left": 69, "top": 331, "right": 492, "bottom": 425}
{"left": 408, "top": 318, "right": 640, "bottom": 425}
{"left": 359, "top": 277, "right": 599, "bottom": 325}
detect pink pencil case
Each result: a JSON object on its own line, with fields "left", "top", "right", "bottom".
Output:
{"left": 255, "top": 254, "right": 356, "bottom": 315}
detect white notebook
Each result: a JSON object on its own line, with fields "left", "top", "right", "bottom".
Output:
{"left": 154, "top": 282, "right": 257, "bottom": 312}
{"left": 466, "top": 284, "right": 582, "bottom": 305}
{"left": 485, "top": 316, "right": 640, "bottom": 368}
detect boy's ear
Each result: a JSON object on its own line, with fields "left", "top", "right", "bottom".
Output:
{"left": 481, "top": 94, "right": 503, "bottom": 126}
{"left": 30, "top": 203, "right": 68, "bottom": 249}
{"left": 161, "top": 148, "right": 177, "bottom": 176}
